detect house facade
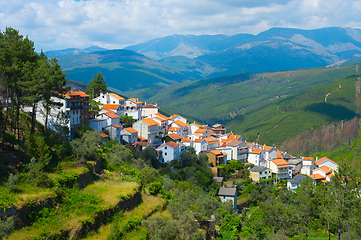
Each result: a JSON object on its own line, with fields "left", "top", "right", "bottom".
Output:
{"left": 157, "top": 141, "right": 180, "bottom": 163}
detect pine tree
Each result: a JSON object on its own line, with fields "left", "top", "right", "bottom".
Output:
{"left": 85, "top": 72, "right": 107, "bottom": 98}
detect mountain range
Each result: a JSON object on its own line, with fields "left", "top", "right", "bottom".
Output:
{"left": 46, "top": 27, "right": 361, "bottom": 92}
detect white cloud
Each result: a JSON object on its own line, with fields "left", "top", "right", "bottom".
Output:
{"left": 0, "top": 0, "right": 360, "bottom": 51}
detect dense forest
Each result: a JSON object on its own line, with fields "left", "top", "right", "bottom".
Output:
{"left": 1, "top": 27, "right": 361, "bottom": 240}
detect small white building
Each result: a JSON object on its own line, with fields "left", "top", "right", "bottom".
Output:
{"left": 141, "top": 104, "right": 159, "bottom": 118}
{"left": 268, "top": 159, "right": 290, "bottom": 180}
{"left": 120, "top": 127, "right": 138, "bottom": 145}
{"left": 287, "top": 175, "right": 307, "bottom": 191}
{"left": 193, "top": 138, "right": 208, "bottom": 154}
{"left": 315, "top": 157, "right": 338, "bottom": 172}
{"left": 301, "top": 157, "right": 314, "bottom": 175}
{"left": 157, "top": 141, "right": 180, "bottom": 163}
{"left": 94, "top": 92, "right": 125, "bottom": 105}
{"left": 218, "top": 187, "right": 238, "bottom": 212}
{"left": 105, "top": 124, "right": 122, "bottom": 142}
{"left": 248, "top": 148, "right": 263, "bottom": 166}
{"left": 89, "top": 118, "right": 107, "bottom": 133}
{"left": 98, "top": 111, "right": 120, "bottom": 127}
{"left": 132, "top": 118, "right": 161, "bottom": 144}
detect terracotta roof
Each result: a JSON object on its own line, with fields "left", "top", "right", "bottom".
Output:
{"left": 143, "top": 104, "right": 158, "bottom": 109}
{"left": 158, "top": 141, "right": 179, "bottom": 149}
{"left": 167, "top": 133, "right": 182, "bottom": 141}
{"left": 211, "top": 167, "right": 218, "bottom": 174}
{"left": 228, "top": 134, "right": 241, "bottom": 140}
{"left": 303, "top": 157, "right": 313, "bottom": 161}
{"left": 181, "top": 138, "right": 192, "bottom": 143}
{"left": 108, "top": 93, "right": 125, "bottom": 101}
{"left": 171, "top": 114, "right": 179, "bottom": 119}
{"left": 314, "top": 166, "right": 332, "bottom": 174}
{"left": 155, "top": 113, "right": 169, "bottom": 120}
{"left": 133, "top": 141, "right": 150, "bottom": 147}
{"left": 64, "top": 90, "right": 89, "bottom": 98}
{"left": 142, "top": 118, "right": 161, "bottom": 126}
{"left": 111, "top": 124, "right": 121, "bottom": 128}
{"left": 251, "top": 148, "right": 262, "bottom": 154}
{"left": 204, "top": 137, "right": 218, "bottom": 143}
{"left": 99, "top": 132, "right": 109, "bottom": 138}
{"left": 194, "top": 139, "right": 204, "bottom": 143}
{"left": 128, "top": 98, "right": 143, "bottom": 104}
{"left": 315, "top": 157, "right": 338, "bottom": 166}
{"left": 102, "top": 104, "right": 120, "bottom": 110}
{"left": 263, "top": 145, "right": 273, "bottom": 151}
{"left": 227, "top": 141, "right": 242, "bottom": 146}
{"left": 189, "top": 122, "right": 201, "bottom": 128}
{"left": 174, "top": 120, "right": 188, "bottom": 128}
{"left": 195, "top": 128, "right": 207, "bottom": 134}
{"left": 310, "top": 173, "right": 326, "bottom": 180}
{"left": 327, "top": 173, "right": 335, "bottom": 178}
{"left": 103, "top": 111, "right": 120, "bottom": 119}
{"left": 270, "top": 159, "right": 290, "bottom": 168}
{"left": 138, "top": 136, "right": 148, "bottom": 141}
{"left": 209, "top": 149, "right": 222, "bottom": 155}
{"left": 168, "top": 127, "right": 180, "bottom": 132}
{"left": 125, "top": 127, "right": 138, "bottom": 133}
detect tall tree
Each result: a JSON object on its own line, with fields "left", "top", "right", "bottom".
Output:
{"left": 85, "top": 72, "right": 107, "bottom": 98}
{"left": 0, "top": 27, "right": 37, "bottom": 145}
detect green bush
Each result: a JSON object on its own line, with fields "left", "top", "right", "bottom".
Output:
{"left": 6, "top": 173, "right": 19, "bottom": 193}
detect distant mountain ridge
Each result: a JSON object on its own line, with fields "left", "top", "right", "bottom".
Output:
{"left": 44, "top": 45, "right": 109, "bottom": 58}
{"left": 49, "top": 27, "right": 361, "bottom": 92}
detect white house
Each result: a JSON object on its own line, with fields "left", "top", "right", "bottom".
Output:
{"left": 287, "top": 175, "right": 307, "bottom": 191}
{"left": 263, "top": 145, "right": 278, "bottom": 163}
{"left": 101, "top": 104, "right": 123, "bottom": 116}
{"left": 94, "top": 92, "right": 125, "bottom": 105}
{"left": 267, "top": 159, "right": 290, "bottom": 180}
{"left": 215, "top": 147, "right": 233, "bottom": 162}
{"left": 157, "top": 141, "right": 180, "bottom": 163}
{"left": 170, "top": 114, "right": 188, "bottom": 124}
{"left": 171, "top": 120, "right": 189, "bottom": 138}
{"left": 301, "top": 157, "right": 314, "bottom": 175}
{"left": 120, "top": 127, "right": 138, "bottom": 145}
{"left": 312, "top": 166, "right": 334, "bottom": 182}
{"left": 188, "top": 122, "right": 202, "bottom": 135}
{"left": 98, "top": 111, "right": 120, "bottom": 126}
{"left": 249, "top": 166, "right": 272, "bottom": 182}
{"left": 141, "top": 104, "right": 159, "bottom": 118}
{"left": 248, "top": 148, "right": 263, "bottom": 166}
{"left": 193, "top": 138, "right": 208, "bottom": 154}
{"left": 315, "top": 157, "right": 338, "bottom": 172}
{"left": 132, "top": 118, "right": 161, "bottom": 144}
{"left": 89, "top": 118, "right": 107, "bottom": 133}
{"left": 226, "top": 141, "right": 248, "bottom": 161}
{"left": 204, "top": 137, "right": 219, "bottom": 150}
{"left": 105, "top": 124, "right": 122, "bottom": 142}
{"left": 34, "top": 90, "right": 90, "bottom": 140}
{"left": 218, "top": 187, "right": 238, "bottom": 212}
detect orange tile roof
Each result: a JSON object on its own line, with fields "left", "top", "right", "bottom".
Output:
{"left": 133, "top": 141, "right": 150, "bottom": 147}
{"left": 168, "top": 127, "right": 180, "bottom": 132}
{"left": 227, "top": 141, "right": 242, "bottom": 146}
{"left": 128, "top": 98, "right": 143, "bottom": 104}
{"left": 171, "top": 114, "right": 179, "bottom": 119}
{"left": 321, "top": 179, "right": 329, "bottom": 183}
{"left": 303, "top": 157, "right": 313, "bottom": 161}
{"left": 111, "top": 124, "right": 121, "bottom": 128}
{"left": 159, "top": 141, "right": 179, "bottom": 149}
{"left": 142, "top": 118, "right": 161, "bottom": 126}
{"left": 228, "top": 134, "right": 241, "bottom": 140}
{"left": 263, "top": 145, "right": 273, "bottom": 151}
{"left": 194, "top": 139, "right": 204, "bottom": 143}
{"left": 251, "top": 148, "right": 262, "bottom": 154}
{"left": 181, "top": 138, "right": 192, "bottom": 143}
{"left": 124, "top": 127, "right": 138, "bottom": 133}
{"left": 309, "top": 173, "right": 326, "bottom": 180}
{"left": 167, "top": 133, "right": 182, "bottom": 140}
{"left": 108, "top": 93, "right": 125, "bottom": 101}
{"left": 314, "top": 166, "right": 332, "bottom": 173}
{"left": 102, "top": 104, "right": 120, "bottom": 110}
{"left": 64, "top": 90, "right": 89, "bottom": 98}
{"left": 315, "top": 157, "right": 338, "bottom": 166}
{"left": 155, "top": 113, "right": 169, "bottom": 120}
{"left": 211, "top": 167, "right": 218, "bottom": 174}
{"left": 138, "top": 136, "right": 147, "bottom": 141}
{"left": 143, "top": 104, "right": 158, "bottom": 109}
{"left": 174, "top": 120, "right": 188, "bottom": 128}
{"left": 103, "top": 111, "right": 120, "bottom": 119}
{"left": 210, "top": 149, "right": 222, "bottom": 155}
{"left": 270, "top": 159, "right": 289, "bottom": 168}
{"left": 195, "top": 128, "right": 207, "bottom": 134}
{"left": 204, "top": 137, "right": 218, "bottom": 143}
{"left": 189, "top": 122, "right": 201, "bottom": 128}
{"left": 99, "top": 132, "right": 109, "bottom": 138}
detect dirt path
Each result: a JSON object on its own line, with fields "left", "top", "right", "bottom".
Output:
{"left": 325, "top": 83, "right": 342, "bottom": 102}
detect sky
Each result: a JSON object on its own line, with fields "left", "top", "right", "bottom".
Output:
{"left": 1, "top": 0, "right": 361, "bottom": 52}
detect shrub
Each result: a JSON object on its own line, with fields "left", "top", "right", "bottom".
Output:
{"left": 148, "top": 182, "right": 163, "bottom": 196}
{"left": 6, "top": 173, "right": 19, "bottom": 193}
{"left": 0, "top": 216, "right": 15, "bottom": 239}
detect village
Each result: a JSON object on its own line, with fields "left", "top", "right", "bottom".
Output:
{"left": 29, "top": 90, "right": 339, "bottom": 211}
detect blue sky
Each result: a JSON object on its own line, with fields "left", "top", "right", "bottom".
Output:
{"left": 1, "top": 0, "right": 360, "bottom": 51}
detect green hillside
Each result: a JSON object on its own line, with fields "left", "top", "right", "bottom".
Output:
{"left": 227, "top": 74, "right": 360, "bottom": 145}
{"left": 128, "top": 65, "right": 356, "bottom": 125}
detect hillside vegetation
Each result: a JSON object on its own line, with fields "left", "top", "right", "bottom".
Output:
{"left": 128, "top": 65, "right": 356, "bottom": 123}
{"left": 227, "top": 74, "right": 360, "bottom": 145}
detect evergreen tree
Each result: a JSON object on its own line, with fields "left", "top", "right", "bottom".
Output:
{"left": 86, "top": 72, "right": 107, "bottom": 98}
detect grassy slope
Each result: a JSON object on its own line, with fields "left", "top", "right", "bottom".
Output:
{"left": 226, "top": 75, "right": 359, "bottom": 145}
{"left": 127, "top": 65, "right": 356, "bottom": 124}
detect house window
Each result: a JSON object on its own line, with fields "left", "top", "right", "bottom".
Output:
{"left": 165, "top": 153, "right": 167, "bottom": 155}
{"left": 76, "top": 111, "right": 78, "bottom": 114}
{"left": 165, "top": 147, "right": 167, "bottom": 149}
{"left": 113, "top": 101, "right": 115, "bottom": 103}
